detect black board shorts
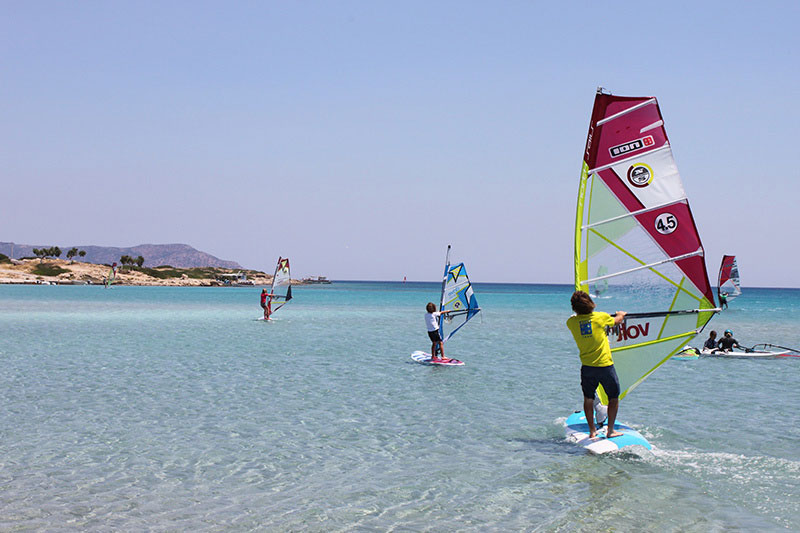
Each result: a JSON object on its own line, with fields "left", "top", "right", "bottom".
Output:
{"left": 581, "top": 364, "right": 620, "bottom": 400}
{"left": 427, "top": 330, "right": 442, "bottom": 343}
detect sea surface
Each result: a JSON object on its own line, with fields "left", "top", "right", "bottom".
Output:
{"left": 0, "top": 282, "right": 798, "bottom": 531}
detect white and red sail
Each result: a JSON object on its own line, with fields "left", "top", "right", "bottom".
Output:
{"left": 270, "top": 257, "right": 292, "bottom": 313}
{"left": 717, "top": 255, "right": 741, "bottom": 303}
{"left": 575, "top": 88, "right": 717, "bottom": 402}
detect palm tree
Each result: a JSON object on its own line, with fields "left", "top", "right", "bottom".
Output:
{"left": 67, "top": 247, "right": 78, "bottom": 264}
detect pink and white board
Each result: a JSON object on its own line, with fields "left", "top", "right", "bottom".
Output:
{"left": 410, "top": 351, "right": 465, "bottom": 366}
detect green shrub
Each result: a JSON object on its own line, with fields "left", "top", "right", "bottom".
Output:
{"left": 134, "top": 267, "right": 183, "bottom": 279}
{"left": 0, "top": 253, "right": 10, "bottom": 264}
{"left": 121, "top": 265, "right": 257, "bottom": 281}
{"left": 32, "top": 263, "right": 70, "bottom": 276}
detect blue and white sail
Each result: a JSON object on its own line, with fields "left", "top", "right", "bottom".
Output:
{"left": 439, "top": 245, "right": 481, "bottom": 341}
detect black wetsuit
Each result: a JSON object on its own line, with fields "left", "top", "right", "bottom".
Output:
{"left": 718, "top": 337, "right": 739, "bottom": 351}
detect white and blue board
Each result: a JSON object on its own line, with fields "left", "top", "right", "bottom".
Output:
{"left": 564, "top": 411, "right": 651, "bottom": 454}
{"left": 410, "top": 351, "right": 465, "bottom": 366}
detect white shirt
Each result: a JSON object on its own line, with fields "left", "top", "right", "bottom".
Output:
{"left": 424, "top": 311, "right": 441, "bottom": 332}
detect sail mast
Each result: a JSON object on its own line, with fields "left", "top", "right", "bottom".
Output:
{"left": 439, "top": 245, "right": 451, "bottom": 334}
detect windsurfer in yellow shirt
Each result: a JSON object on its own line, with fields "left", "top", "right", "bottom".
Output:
{"left": 566, "top": 291, "right": 626, "bottom": 439}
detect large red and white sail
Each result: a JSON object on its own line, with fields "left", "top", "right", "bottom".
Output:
{"left": 575, "top": 88, "right": 717, "bottom": 402}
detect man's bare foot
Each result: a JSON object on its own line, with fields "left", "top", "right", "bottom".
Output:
{"left": 606, "top": 429, "right": 623, "bottom": 438}
{"left": 588, "top": 430, "right": 597, "bottom": 439}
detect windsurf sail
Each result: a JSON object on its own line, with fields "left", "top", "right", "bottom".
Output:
{"left": 717, "top": 255, "right": 741, "bottom": 303}
{"left": 575, "top": 88, "right": 718, "bottom": 403}
{"left": 270, "top": 257, "right": 292, "bottom": 312}
{"left": 438, "top": 245, "right": 480, "bottom": 341}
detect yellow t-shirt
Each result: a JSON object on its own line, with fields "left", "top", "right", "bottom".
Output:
{"left": 566, "top": 312, "right": 615, "bottom": 367}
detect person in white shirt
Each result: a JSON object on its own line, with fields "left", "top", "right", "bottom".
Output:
{"left": 425, "top": 302, "right": 454, "bottom": 361}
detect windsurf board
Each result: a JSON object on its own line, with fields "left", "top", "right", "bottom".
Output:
{"left": 701, "top": 348, "right": 790, "bottom": 358}
{"left": 564, "top": 411, "right": 651, "bottom": 454}
{"left": 410, "top": 351, "right": 464, "bottom": 366}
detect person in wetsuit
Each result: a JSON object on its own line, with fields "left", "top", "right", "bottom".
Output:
{"left": 704, "top": 330, "right": 718, "bottom": 351}
{"left": 717, "top": 329, "right": 741, "bottom": 352}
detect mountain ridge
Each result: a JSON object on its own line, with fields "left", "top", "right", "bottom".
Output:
{"left": 0, "top": 242, "right": 243, "bottom": 269}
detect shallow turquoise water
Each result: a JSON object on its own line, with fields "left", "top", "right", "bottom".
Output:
{"left": 0, "top": 282, "right": 798, "bottom": 530}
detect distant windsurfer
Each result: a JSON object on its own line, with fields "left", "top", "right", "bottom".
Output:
{"left": 720, "top": 291, "right": 729, "bottom": 310}
{"left": 717, "top": 329, "right": 741, "bottom": 352}
{"left": 261, "top": 288, "right": 273, "bottom": 320}
{"left": 425, "top": 302, "right": 454, "bottom": 361}
{"left": 566, "top": 291, "right": 626, "bottom": 439}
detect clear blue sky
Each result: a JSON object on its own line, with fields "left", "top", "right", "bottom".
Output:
{"left": 2, "top": 2, "right": 798, "bottom": 286}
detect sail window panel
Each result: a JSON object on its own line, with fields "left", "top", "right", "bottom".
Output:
{"left": 586, "top": 220, "right": 673, "bottom": 281}
{"left": 585, "top": 255, "right": 696, "bottom": 315}
{"left": 585, "top": 216, "right": 638, "bottom": 261}
{"left": 586, "top": 173, "right": 630, "bottom": 229}
{"left": 670, "top": 281, "right": 704, "bottom": 310}
{"left": 648, "top": 261, "right": 705, "bottom": 303}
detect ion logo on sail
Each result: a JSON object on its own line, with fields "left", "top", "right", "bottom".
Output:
{"left": 627, "top": 163, "right": 653, "bottom": 188}
{"left": 609, "top": 135, "right": 654, "bottom": 158}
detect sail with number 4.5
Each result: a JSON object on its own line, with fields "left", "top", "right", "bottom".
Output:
{"left": 438, "top": 245, "right": 480, "bottom": 342}
{"left": 575, "top": 88, "right": 718, "bottom": 403}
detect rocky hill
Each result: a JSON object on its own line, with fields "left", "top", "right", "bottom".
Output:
{"left": 0, "top": 242, "right": 242, "bottom": 269}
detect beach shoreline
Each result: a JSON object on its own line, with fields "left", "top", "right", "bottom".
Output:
{"left": 0, "top": 258, "right": 286, "bottom": 287}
